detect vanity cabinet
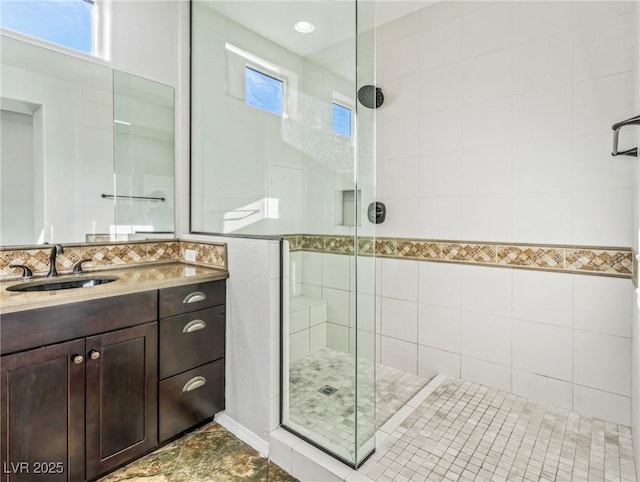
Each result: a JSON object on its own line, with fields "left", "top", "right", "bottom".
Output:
{"left": 0, "top": 276, "right": 226, "bottom": 481}
{"left": 158, "top": 281, "right": 226, "bottom": 442}
{"left": 0, "top": 292, "right": 158, "bottom": 482}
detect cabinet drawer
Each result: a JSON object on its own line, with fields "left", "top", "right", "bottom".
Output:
{"left": 159, "top": 281, "right": 225, "bottom": 318}
{"left": 159, "top": 360, "right": 224, "bottom": 443}
{"left": 159, "top": 306, "right": 225, "bottom": 379}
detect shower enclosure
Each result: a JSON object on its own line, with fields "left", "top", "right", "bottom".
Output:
{"left": 191, "top": 0, "right": 377, "bottom": 466}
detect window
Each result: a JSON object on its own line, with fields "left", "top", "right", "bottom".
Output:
{"left": 332, "top": 103, "right": 352, "bottom": 137}
{"left": 245, "top": 67, "right": 283, "bottom": 116}
{"left": 1, "top": 0, "right": 95, "bottom": 54}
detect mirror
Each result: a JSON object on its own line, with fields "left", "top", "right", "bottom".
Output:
{"left": 0, "top": 35, "right": 175, "bottom": 246}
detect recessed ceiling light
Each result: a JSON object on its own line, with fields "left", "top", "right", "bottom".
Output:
{"left": 294, "top": 21, "right": 315, "bottom": 33}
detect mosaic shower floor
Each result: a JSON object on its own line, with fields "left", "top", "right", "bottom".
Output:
{"left": 287, "top": 348, "right": 429, "bottom": 460}
{"left": 360, "top": 377, "right": 637, "bottom": 482}
{"left": 98, "top": 423, "right": 296, "bottom": 482}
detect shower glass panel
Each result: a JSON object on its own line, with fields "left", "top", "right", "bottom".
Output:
{"left": 191, "top": 0, "right": 376, "bottom": 466}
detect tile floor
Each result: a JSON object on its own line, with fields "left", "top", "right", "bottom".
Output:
{"left": 286, "top": 348, "right": 429, "bottom": 460}
{"left": 98, "top": 423, "right": 297, "bottom": 481}
{"left": 360, "top": 377, "right": 637, "bottom": 482}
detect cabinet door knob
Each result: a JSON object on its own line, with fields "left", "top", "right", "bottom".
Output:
{"left": 89, "top": 350, "right": 100, "bottom": 360}
{"left": 72, "top": 355, "right": 84, "bottom": 364}
{"left": 183, "top": 291, "right": 206, "bottom": 304}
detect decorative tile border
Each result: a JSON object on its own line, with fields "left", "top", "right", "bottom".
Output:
{"left": 0, "top": 239, "right": 226, "bottom": 279}
{"left": 633, "top": 251, "right": 638, "bottom": 287}
{"left": 285, "top": 235, "right": 634, "bottom": 278}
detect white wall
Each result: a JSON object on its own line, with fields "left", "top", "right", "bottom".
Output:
{"left": 180, "top": 235, "right": 281, "bottom": 454}
{"left": 377, "top": 1, "right": 636, "bottom": 245}
{"left": 375, "top": 0, "right": 638, "bottom": 427}
{"left": 378, "top": 258, "right": 634, "bottom": 425}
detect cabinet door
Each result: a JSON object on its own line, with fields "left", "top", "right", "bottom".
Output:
{"left": 85, "top": 323, "right": 157, "bottom": 480}
{"left": 1, "top": 340, "right": 85, "bottom": 482}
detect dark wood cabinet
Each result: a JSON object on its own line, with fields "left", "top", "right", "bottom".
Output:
{"left": 158, "top": 280, "right": 226, "bottom": 443}
{"left": 1, "top": 324, "right": 158, "bottom": 482}
{"left": 0, "top": 276, "right": 226, "bottom": 481}
{"left": 1, "top": 340, "right": 85, "bottom": 482}
{"left": 85, "top": 323, "right": 157, "bottom": 480}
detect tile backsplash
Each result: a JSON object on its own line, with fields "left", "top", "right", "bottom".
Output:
{"left": 0, "top": 239, "right": 226, "bottom": 279}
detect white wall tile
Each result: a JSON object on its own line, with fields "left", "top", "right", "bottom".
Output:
{"left": 310, "top": 303, "right": 327, "bottom": 326}
{"left": 326, "top": 323, "right": 350, "bottom": 354}
{"left": 381, "top": 336, "right": 418, "bottom": 374}
{"left": 462, "top": 49, "right": 511, "bottom": 104}
{"left": 461, "top": 264, "right": 511, "bottom": 317}
{"left": 381, "top": 258, "right": 419, "bottom": 301}
{"left": 419, "top": 64, "right": 462, "bottom": 113}
{"left": 512, "top": 370, "right": 572, "bottom": 410}
{"left": 461, "top": 194, "right": 513, "bottom": 242}
{"left": 321, "top": 254, "right": 350, "bottom": 291}
{"left": 419, "top": 196, "right": 463, "bottom": 240}
{"left": 418, "top": 346, "right": 461, "bottom": 379}
{"left": 573, "top": 385, "right": 631, "bottom": 426}
{"left": 461, "top": 311, "right": 511, "bottom": 366}
{"left": 382, "top": 157, "right": 421, "bottom": 199}
{"left": 381, "top": 33, "right": 422, "bottom": 83}
{"left": 418, "top": 1, "right": 462, "bottom": 30}
{"left": 512, "top": 1, "right": 573, "bottom": 44}
{"left": 383, "top": 75, "right": 421, "bottom": 121}
{"left": 419, "top": 151, "right": 462, "bottom": 197}
{"left": 513, "top": 139, "right": 573, "bottom": 193}
{"left": 309, "top": 324, "right": 327, "bottom": 353}
{"left": 512, "top": 319, "right": 572, "bottom": 381}
{"left": 418, "top": 304, "right": 461, "bottom": 353}
{"left": 513, "top": 85, "right": 572, "bottom": 144}
{"left": 290, "top": 330, "right": 310, "bottom": 363}
{"left": 574, "top": 275, "right": 633, "bottom": 337}
{"left": 513, "top": 270, "right": 573, "bottom": 327}
{"left": 462, "top": 145, "right": 512, "bottom": 195}
{"left": 461, "top": 356, "right": 511, "bottom": 392}
{"left": 512, "top": 32, "right": 572, "bottom": 94}
{"left": 418, "top": 261, "right": 462, "bottom": 308}
{"left": 512, "top": 192, "right": 573, "bottom": 245}
{"left": 290, "top": 308, "right": 310, "bottom": 334}
{"left": 574, "top": 72, "right": 636, "bottom": 138}
{"left": 419, "top": 18, "right": 462, "bottom": 71}
{"left": 301, "top": 252, "right": 322, "bottom": 287}
{"left": 382, "top": 116, "right": 420, "bottom": 160}
{"left": 322, "top": 287, "right": 350, "bottom": 326}
{"left": 378, "top": 198, "right": 421, "bottom": 239}
{"left": 381, "top": 297, "right": 418, "bottom": 343}
{"left": 574, "top": 330, "right": 631, "bottom": 396}
{"left": 462, "top": 3, "right": 512, "bottom": 59}
{"left": 574, "top": 13, "right": 635, "bottom": 82}
{"left": 572, "top": 134, "right": 636, "bottom": 191}
{"left": 419, "top": 107, "right": 462, "bottom": 155}
{"left": 572, "top": 189, "right": 634, "bottom": 247}
{"left": 461, "top": 97, "right": 511, "bottom": 150}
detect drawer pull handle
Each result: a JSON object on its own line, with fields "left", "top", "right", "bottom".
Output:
{"left": 182, "top": 376, "right": 207, "bottom": 392}
{"left": 183, "top": 319, "right": 207, "bottom": 333}
{"left": 183, "top": 291, "right": 206, "bottom": 304}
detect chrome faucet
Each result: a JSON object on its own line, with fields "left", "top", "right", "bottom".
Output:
{"left": 47, "top": 244, "right": 64, "bottom": 277}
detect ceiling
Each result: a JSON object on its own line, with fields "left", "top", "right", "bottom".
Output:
{"left": 202, "top": 1, "right": 433, "bottom": 58}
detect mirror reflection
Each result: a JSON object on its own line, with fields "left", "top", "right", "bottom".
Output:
{"left": 0, "top": 35, "right": 175, "bottom": 246}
